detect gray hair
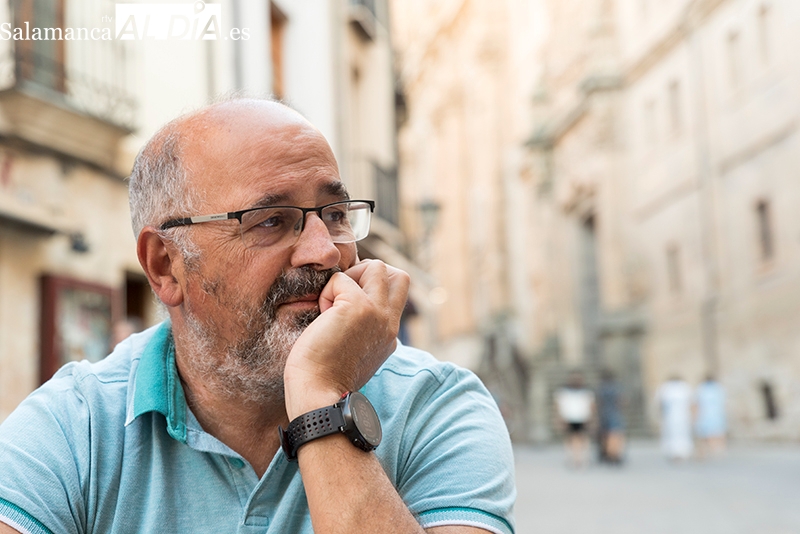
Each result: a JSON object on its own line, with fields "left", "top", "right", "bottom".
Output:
{"left": 127, "top": 122, "right": 200, "bottom": 264}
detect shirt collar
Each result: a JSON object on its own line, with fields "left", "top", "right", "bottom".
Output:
{"left": 126, "top": 321, "right": 188, "bottom": 443}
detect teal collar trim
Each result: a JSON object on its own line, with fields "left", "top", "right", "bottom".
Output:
{"left": 131, "top": 321, "right": 188, "bottom": 443}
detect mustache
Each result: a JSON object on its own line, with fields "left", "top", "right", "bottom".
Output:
{"left": 262, "top": 265, "right": 342, "bottom": 320}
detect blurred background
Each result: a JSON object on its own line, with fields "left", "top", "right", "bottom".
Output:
{"left": 0, "top": 0, "right": 798, "bottom": 531}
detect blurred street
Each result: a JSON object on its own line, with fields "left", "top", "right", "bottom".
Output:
{"left": 514, "top": 441, "right": 800, "bottom": 534}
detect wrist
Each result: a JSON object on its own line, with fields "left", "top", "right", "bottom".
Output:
{"left": 285, "top": 384, "right": 345, "bottom": 421}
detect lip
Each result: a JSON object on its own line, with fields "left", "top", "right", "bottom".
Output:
{"left": 281, "top": 294, "right": 320, "bottom": 306}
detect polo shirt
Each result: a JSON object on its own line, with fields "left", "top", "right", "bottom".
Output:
{"left": 0, "top": 322, "right": 515, "bottom": 533}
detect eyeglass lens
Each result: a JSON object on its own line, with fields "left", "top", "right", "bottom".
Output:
{"left": 239, "top": 201, "right": 372, "bottom": 249}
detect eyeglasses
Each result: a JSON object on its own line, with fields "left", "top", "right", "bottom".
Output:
{"left": 159, "top": 200, "right": 375, "bottom": 249}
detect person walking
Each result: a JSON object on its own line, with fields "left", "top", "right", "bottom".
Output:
{"left": 656, "top": 375, "right": 694, "bottom": 461}
{"left": 596, "top": 369, "right": 625, "bottom": 465}
{"left": 555, "top": 371, "right": 595, "bottom": 468}
{"left": 694, "top": 374, "right": 727, "bottom": 458}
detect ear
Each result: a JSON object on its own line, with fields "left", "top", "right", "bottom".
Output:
{"left": 137, "top": 226, "right": 184, "bottom": 307}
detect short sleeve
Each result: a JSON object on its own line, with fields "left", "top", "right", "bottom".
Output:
{"left": 0, "top": 375, "right": 90, "bottom": 534}
{"left": 387, "top": 365, "right": 516, "bottom": 534}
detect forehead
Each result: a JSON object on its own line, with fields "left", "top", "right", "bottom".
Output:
{"left": 180, "top": 102, "right": 344, "bottom": 210}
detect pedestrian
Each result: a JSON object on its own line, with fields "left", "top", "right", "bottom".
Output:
{"left": 0, "top": 99, "right": 515, "bottom": 534}
{"left": 694, "top": 374, "right": 727, "bottom": 458}
{"left": 656, "top": 375, "right": 694, "bottom": 461}
{"left": 555, "top": 371, "right": 595, "bottom": 468}
{"left": 596, "top": 368, "right": 626, "bottom": 464}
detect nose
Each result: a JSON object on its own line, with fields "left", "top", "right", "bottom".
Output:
{"left": 289, "top": 212, "right": 341, "bottom": 270}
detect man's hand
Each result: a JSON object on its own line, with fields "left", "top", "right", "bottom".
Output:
{"left": 283, "top": 259, "right": 410, "bottom": 419}
{"left": 278, "top": 261, "right": 502, "bottom": 534}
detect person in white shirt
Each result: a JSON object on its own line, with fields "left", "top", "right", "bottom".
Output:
{"left": 555, "top": 371, "right": 595, "bottom": 468}
{"left": 656, "top": 375, "right": 694, "bottom": 461}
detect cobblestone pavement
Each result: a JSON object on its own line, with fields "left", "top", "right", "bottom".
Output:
{"left": 513, "top": 441, "right": 800, "bottom": 534}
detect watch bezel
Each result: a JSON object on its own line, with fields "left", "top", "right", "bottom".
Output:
{"left": 341, "top": 391, "right": 382, "bottom": 451}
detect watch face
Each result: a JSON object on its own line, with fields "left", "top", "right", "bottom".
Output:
{"left": 350, "top": 392, "right": 382, "bottom": 447}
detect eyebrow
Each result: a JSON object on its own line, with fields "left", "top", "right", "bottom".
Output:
{"left": 250, "top": 181, "right": 350, "bottom": 209}
{"left": 252, "top": 193, "right": 290, "bottom": 208}
{"left": 323, "top": 180, "right": 350, "bottom": 201}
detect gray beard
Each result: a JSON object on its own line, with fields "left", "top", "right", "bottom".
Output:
{"left": 183, "top": 266, "right": 340, "bottom": 405}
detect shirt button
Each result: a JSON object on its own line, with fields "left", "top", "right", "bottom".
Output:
{"left": 229, "top": 458, "right": 245, "bottom": 469}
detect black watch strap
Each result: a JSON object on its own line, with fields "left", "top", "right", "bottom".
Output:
{"left": 279, "top": 402, "right": 346, "bottom": 461}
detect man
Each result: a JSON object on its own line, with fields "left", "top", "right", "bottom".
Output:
{"left": 0, "top": 99, "right": 515, "bottom": 533}
{"left": 596, "top": 369, "right": 625, "bottom": 465}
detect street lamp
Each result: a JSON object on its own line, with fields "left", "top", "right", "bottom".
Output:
{"left": 418, "top": 198, "right": 441, "bottom": 239}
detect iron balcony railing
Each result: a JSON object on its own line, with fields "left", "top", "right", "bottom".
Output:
{"left": 350, "top": 0, "right": 377, "bottom": 20}
{"left": 348, "top": 0, "right": 381, "bottom": 40}
{"left": 0, "top": 0, "right": 137, "bottom": 131}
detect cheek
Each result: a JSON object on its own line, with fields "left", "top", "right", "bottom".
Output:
{"left": 238, "top": 251, "right": 290, "bottom": 296}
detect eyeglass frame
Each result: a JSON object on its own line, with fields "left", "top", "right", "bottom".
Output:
{"left": 158, "top": 199, "right": 376, "bottom": 246}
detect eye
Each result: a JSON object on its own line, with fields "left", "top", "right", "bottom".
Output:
{"left": 242, "top": 208, "right": 295, "bottom": 234}
{"left": 324, "top": 206, "right": 348, "bottom": 224}
{"left": 257, "top": 215, "right": 284, "bottom": 228}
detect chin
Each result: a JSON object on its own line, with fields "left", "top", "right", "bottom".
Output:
{"left": 279, "top": 307, "right": 320, "bottom": 330}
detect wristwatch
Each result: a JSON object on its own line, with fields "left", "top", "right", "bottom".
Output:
{"left": 278, "top": 391, "right": 382, "bottom": 462}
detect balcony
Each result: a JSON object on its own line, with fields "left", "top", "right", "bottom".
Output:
{"left": 349, "top": 0, "right": 379, "bottom": 41}
{"left": 0, "top": 0, "right": 136, "bottom": 172}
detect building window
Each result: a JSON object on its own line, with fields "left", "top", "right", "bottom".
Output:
{"left": 666, "top": 243, "right": 682, "bottom": 294}
{"left": 124, "top": 273, "right": 149, "bottom": 324}
{"left": 14, "top": 0, "right": 66, "bottom": 92}
{"left": 755, "top": 199, "right": 774, "bottom": 262}
{"left": 760, "top": 380, "right": 779, "bottom": 420}
{"left": 373, "top": 163, "right": 399, "bottom": 226}
{"left": 727, "top": 30, "right": 742, "bottom": 89}
{"left": 40, "top": 275, "right": 117, "bottom": 384}
{"left": 758, "top": 3, "right": 772, "bottom": 65}
{"left": 270, "top": 2, "right": 288, "bottom": 100}
{"left": 668, "top": 80, "right": 682, "bottom": 136}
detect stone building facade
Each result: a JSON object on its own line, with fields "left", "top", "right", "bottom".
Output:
{"left": 390, "top": 0, "right": 544, "bottom": 437}
{"left": 525, "top": 0, "right": 800, "bottom": 441}
{"left": 393, "top": 0, "right": 800, "bottom": 441}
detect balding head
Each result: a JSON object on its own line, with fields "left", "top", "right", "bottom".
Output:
{"left": 128, "top": 98, "right": 322, "bottom": 239}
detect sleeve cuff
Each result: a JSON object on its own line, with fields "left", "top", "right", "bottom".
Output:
{"left": 0, "top": 499, "right": 53, "bottom": 534}
{"left": 418, "top": 507, "right": 514, "bottom": 534}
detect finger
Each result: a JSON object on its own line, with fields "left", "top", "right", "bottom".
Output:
{"left": 346, "top": 261, "right": 408, "bottom": 319}
{"left": 385, "top": 265, "right": 411, "bottom": 311}
{"left": 348, "top": 259, "right": 390, "bottom": 303}
{"left": 341, "top": 258, "right": 375, "bottom": 285}
{"left": 318, "top": 271, "right": 363, "bottom": 313}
